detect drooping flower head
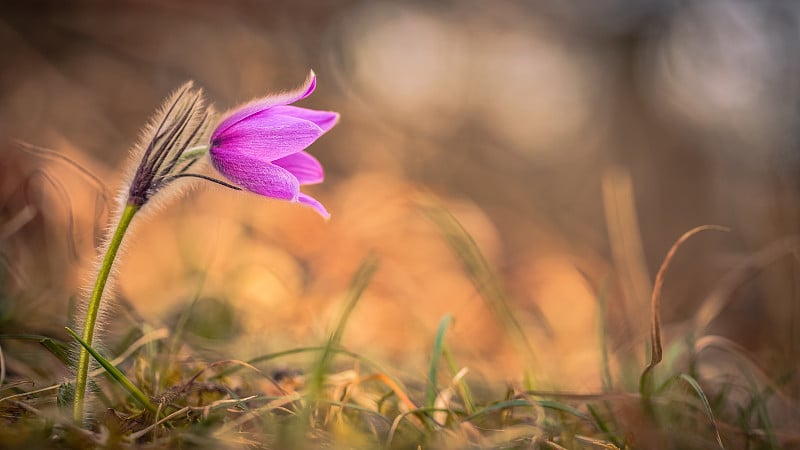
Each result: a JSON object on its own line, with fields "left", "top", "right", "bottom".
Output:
{"left": 209, "top": 70, "right": 339, "bottom": 219}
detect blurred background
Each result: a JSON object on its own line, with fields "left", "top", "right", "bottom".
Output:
{"left": 0, "top": 0, "right": 798, "bottom": 394}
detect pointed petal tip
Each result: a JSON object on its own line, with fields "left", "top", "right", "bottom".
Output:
{"left": 300, "top": 70, "right": 317, "bottom": 101}
{"left": 298, "top": 193, "right": 330, "bottom": 220}
{"left": 211, "top": 69, "right": 321, "bottom": 139}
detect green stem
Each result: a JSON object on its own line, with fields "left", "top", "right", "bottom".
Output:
{"left": 73, "top": 202, "right": 139, "bottom": 422}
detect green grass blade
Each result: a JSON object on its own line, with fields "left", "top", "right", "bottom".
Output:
{"left": 677, "top": 373, "right": 725, "bottom": 450}
{"left": 310, "top": 256, "right": 379, "bottom": 396}
{"left": 443, "top": 346, "right": 476, "bottom": 415}
{"left": 425, "top": 314, "right": 453, "bottom": 410}
{"left": 421, "top": 202, "right": 543, "bottom": 365}
{"left": 65, "top": 327, "right": 156, "bottom": 414}
{"left": 40, "top": 337, "right": 71, "bottom": 366}
{"left": 537, "top": 399, "right": 590, "bottom": 420}
{"left": 0, "top": 334, "right": 71, "bottom": 366}
{"left": 587, "top": 403, "right": 624, "bottom": 449}
{"left": 464, "top": 398, "right": 588, "bottom": 422}
{"left": 747, "top": 377, "right": 780, "bottom": 449}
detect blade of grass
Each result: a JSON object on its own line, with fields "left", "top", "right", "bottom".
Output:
{"left": 747, "top": 375, "right": 781, "bottom": 449}
{"left": 93, "top": 328, "right": 169, "bottom": 378}
{"left": 693, "top": 236, "right": 800, "bottom": 335}
{"left": 421, "top": 201, "right": 541, "bottom": 366}
{"left": 677, "top": 374, "right": 726, "bottom": 450}
{"left": 40, "top": 338, "right": 71, "bottom": 366}
{"left": 640, "top": 225, "right": 729, "bottom": 396}
{"left": 310, "top": 256, "right": 379, "bottom": 397}
{"left": 1, "top": 384, "right": 61, "bottom": 404}
{"left": 426, "top": 314, "right": 453, "bottom": 410}
{"left": 537, "top": 399, "right": 590, "bottom": 420}
{"left": 213, "top": 345, "right": 398, "bottom": 387}
{"left": 601, "top": 166, "right": 653, "bottom": 345}
{"left": 214, "top": 391, "right": 304, "bottom": 435}
{"left": 65, "top": 327, "right": 156, "bottom": 414}
{"left": 359, "top": 372, "right": 417, "bottom": 411}
{"left": 443, "top": 346, "right": 476, "bottom": 415}
{"left": 0, "top": 344, "right": 5, "bottom": 387}
{"left": 695, "top": 335, "right": 794, "bottom": 404}
{"left": 587, "top": 404, "right": 624, "bottom": 449}
{"left": 595, "top": 279, "right": 613, "bottom": 391}
{"left": 574, "top": 434, "right": 621, "bottom": 450}
{"left": 385, "top": 407, "right": 443, "bottom": 448}
{"left": 465, "top": 399, "right": 588, "bottom": 422}
{"left": 0, "top": 334, "right": 71, "bottom": 366}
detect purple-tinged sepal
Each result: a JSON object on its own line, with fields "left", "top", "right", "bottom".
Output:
{"left": 209, "top": 70, "right": 339, "bottom": 219}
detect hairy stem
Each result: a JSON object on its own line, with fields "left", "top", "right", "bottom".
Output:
{"left": 73, "top": 203, "right": 139, "bottom": 422}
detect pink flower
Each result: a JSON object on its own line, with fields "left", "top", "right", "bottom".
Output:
{"left": 209, "top": 71, "right": 339, "bottom": 219}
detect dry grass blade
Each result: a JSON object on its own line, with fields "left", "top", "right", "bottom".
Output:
{"left": 602, "top": 166, "right": 653, "bottom": 343}
{"left": 693, "top": 236, "right": 800, "bottom": 335}
{"left": 540, "top": 438, "right": 570, "bottom": 450}
{"left": 13, "top": 141, "right": 110, "bottom": 245}
{"left": 0, "top": 384, "right": 60, "bottom": 404}
{"left": 185, "top": 359, "right": 265, "bottom": 386}
{"left": 128, "top": 396, "right": 259, "bottom": 441}
{"left": 575, "top": 434, "right": 621, "bottom": 449}
{"left": 0, "top": 205, "right": 36, "bottom": 240}
{"left": 640, "top": 225, "right": 729, "bottom": 394}
{"left": 0, "top": 344, "right": 5, "bottom": 388}
{"left": 433, "top": 366, "right": 469, "bottom": 425}
{"left": 14, "top": 141, "right": 109, "bottom": 200}
{"left": 385, "top": 407, "right": 432, "bottom": 449}
{"left": 360, "top": 372, "right": 417, "bottom": 411}
{"left": 443, "top": 347, "right": 476, "bottom": 415}
{"left": 695, "top": 335, "right": 799, "bottom": 413}
{"left": 89, "top": 328, "right": 169, "bottom": 377}
{"left": 480, "top": 424, "right": 542, "bottom": 447}
{"left": 524, "top": 390, "right": 636, "bottom": 401}
{"left": 10, "top": 400, "right": 101, "bottom": 444}
{"left": 24, "top": 169, "right": 81, "bottom": 261}
{"left": 128, "top": 406, "right": 190, "bottom": 441}
{"left": 213, "top": 392, "right": 303, "bottom": 436}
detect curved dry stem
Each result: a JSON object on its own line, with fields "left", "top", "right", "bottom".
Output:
{"left": 693, "top": 236, "right": 800, "bottom": 334}
{"left": 640, "top": 225, "right": 730, "bottom": 394}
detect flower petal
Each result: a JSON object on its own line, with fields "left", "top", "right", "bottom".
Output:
{"left": 273, "top": 151, "right": 324, "bottom": 185}
{"left": 267, "top": 106, "right": 340, "bottom": 133}
{"left": 212, "top": 70, "right": 317, "bottom": 139}
{"left": 212, "top": 113, "right": 324, "bottom": 161}
{"left": 210, "top": 150, "right": 299, "bottom": 201}
{"left": 297, "top": 193, "right": 330, "bottom": 220}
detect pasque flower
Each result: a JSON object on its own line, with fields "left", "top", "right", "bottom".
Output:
{"left": 71, "top": 73, "right": 339, "bottom": 424}
{"left": 209, "top": 71, "right": 339, "bottom": 219}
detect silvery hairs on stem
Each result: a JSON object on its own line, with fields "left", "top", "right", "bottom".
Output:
{"left": 70, "top": 82, "right": 239, "bottom": 415}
